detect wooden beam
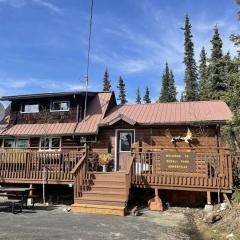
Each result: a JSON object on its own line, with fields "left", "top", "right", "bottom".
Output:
{"left": 207, "top": 191, "right": 211, "bottom": 205}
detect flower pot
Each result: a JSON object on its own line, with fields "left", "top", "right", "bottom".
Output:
{"left": 102, "top": 165, "right": 107, "bottom": 172}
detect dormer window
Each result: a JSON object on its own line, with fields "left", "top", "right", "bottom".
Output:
{"left": 21, "top": 103, "right": 39, "bottom": 113}
{"left": 51, "top": 100, "right": 70, "bottom": 112}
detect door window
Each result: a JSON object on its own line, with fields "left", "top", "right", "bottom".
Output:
{"left": 119, "top": 132, "right": 133, "bottom": 152}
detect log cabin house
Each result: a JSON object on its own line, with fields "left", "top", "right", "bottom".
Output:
{"left": 0, "top": 90, "right": 238, "bottom": 215}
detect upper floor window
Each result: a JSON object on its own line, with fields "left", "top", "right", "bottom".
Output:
{"left": 51, "top": 101, "right": 70, "bottom": 112}
{"left": 21, "top": 103, "right": 39, "bottom": 113}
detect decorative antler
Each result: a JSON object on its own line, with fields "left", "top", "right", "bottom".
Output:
{"left": 165, "top": 128, "right": 192, "bottom": 144}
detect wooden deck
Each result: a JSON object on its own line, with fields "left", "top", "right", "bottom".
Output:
{"left": 0, "top": 149, "right": 85, "bottom": 184}
{"left": 0, "top": 147, "right": 239, "bottom": 193}
{"left": 130, "top": 147, "right": 235, "bottom": 193}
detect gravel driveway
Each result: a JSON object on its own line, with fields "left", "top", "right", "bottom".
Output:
{"left": 0, "top": 206, "right": 201, "bottom": 240}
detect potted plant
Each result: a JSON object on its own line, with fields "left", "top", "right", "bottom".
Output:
{"left": 99, "top": 153, "right": 112, "bottom": 172}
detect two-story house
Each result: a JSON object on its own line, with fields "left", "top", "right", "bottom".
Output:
{"left": 0, "top": 90, "right": 236, "bottom": 216}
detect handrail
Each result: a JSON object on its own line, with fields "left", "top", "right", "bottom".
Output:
{"left": 125, "top": 155, "right": 135, "bottom": 175}
{"left": 70, "top": 153, "right": 87, "bottom": 174}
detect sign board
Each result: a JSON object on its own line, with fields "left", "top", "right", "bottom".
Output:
{"left": 160, "top": 152, "right": 196, "bottom": 172}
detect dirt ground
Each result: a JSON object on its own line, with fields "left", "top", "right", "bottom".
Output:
{"left": 0, "top": 205, "right": 200, "bottom": 240}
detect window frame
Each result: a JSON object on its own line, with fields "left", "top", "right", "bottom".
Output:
{"left": 50, "top": 100, "right": 70, "bottom": 112}
{"left": 39, "top": 137, "right": 62, "bottom": 151}
{"left": 2, "top": 138, "right": 29, "bottom": 148}
{"left": 20, "top": 102, "right": 40, "bottom": 114}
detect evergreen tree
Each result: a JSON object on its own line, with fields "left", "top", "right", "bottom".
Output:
{"left": 159, "top": 63, "right": 177, "bottom": 102}
{"left": 159, "top": 63, "right": 170, "bottom": 102}
{"left": 198, "top": 47, "right": 209, "bottom": 100}
{"left": 117, "top": 76, "right": 127, "bottom": 104}
{"left": 136, "top": 88, "right": 141, "bottom": 104}
{"left": 207, "top": 26, "right": 227, "bottom": 100}
{"left": 102, "top": 68, "right": 111, "bottom": 91}
{"left": 210, "top": 25, "right": 223, "bottom": 61}
{"left": 183, "top": 15, "right": 198, "bottom": 101}
{"left": 143, "top": 86, "right": 151, "bottom": 103}
{"left": 168, "top": 70, "right": 177, "bottom": 102}
{"left": 222, "top": 0, "right": 240, "bottom": 150}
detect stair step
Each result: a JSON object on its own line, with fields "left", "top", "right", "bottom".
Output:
{"left": 71, "top": 203, "right": 126, "bottom": 216}
{"left": 90, "top": 186, "right": 127, "bottom": 193}
{"left": 80, "top": 195, "right": 127, "bottom": 202}
{"left": 83, "top": 190, "right": 127, "bottom": 196}
{"left": 91, "top": 173, "right": 126, "bottom": 181}
{"left": 75, "top": 199, "right": 126, "bottom": 207}
{"left": 92, "top": 180, "right": 126, "bottom": 187}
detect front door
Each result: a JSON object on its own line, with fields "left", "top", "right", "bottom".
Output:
{"left": 116, "top": 130, "right": 134, "bottom": 171}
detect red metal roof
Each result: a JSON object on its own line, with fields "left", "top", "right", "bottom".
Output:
{"left": 1, "top": 123, "right": 77, "bottom": 136}
{"left": 100, "top": 101, "right": 233, "bottom": 126}
{"left": 74, "top": 92, "right": 113, "bottom": 134}
{"left": 0, "top": 98, "right": 232, "bottom": 137}
{"left": 0, "top": 92, "right": 113, "bottom": 136}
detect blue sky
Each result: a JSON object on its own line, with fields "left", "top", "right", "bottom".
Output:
{"left": 0, "top": 0, "right": 239, "bottom": 104}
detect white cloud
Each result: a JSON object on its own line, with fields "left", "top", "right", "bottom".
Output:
{"left": 32, "top": 0, "right": 62, "bottom": 14}
{"left": 0, "top": 0, "right": 62, "bottom": 14}
{"left": 0, "top": 77, "right": 87, "bottom": 97}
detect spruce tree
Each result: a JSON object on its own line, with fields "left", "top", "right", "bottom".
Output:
{"left": 183, "top": 15, "right": 198, "bottom": 101}
{"left": 159, "top": 63, "right": 170, "bottom": 102}
{"left": 159, "top": 63, "right": 177, "bottom": 102}
{"left": 117, "top": 76, "right": 127, "bottom": 104}
{"left": 207, "top": 26, "right": 226, "bottom": 100}
{"left": 143, "top": 86, "right": 151, "bottom": 103}
{"left": 198, "top": 47, "right": 209, "bottom": 100}
{"left": 136, "top": 88, "right": 141, "bottom": 104}
{"left": 168, "top": 70, "right": 177, "bottom": 102}
{"left": 222, "top": 0, "right": 240, "bottom": 150}
{"left": 102, "top": 68, "right": 111, "bottom": 91}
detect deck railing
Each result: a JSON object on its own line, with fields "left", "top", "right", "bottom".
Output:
{"left": 0, "top": 148, "right": 85, "bottom": 184}
{"left": 131, "top": 147, "right": 234, "bottom": 192}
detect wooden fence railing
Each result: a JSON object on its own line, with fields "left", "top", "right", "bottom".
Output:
{"left": 0, "top": 149, "right": 85, "bottom": 184}
{"left": 71, "top": 150, "right": 91, "bottom": 199}
{"left": 131, "top": 147, "right": 234, "bottom": 192}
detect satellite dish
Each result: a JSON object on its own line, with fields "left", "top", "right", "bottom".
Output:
{"left": 0, "top": 103, "right": 5, "bottom": 122}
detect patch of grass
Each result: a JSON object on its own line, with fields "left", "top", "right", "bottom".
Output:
{"left": 232, "top": 188, "right": 240, "bottom": 205}
{"left": 195, "top": 219, "right": 226, "bottom": 240}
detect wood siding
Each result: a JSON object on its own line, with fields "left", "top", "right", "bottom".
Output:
{"left": 9, "top": 95, "right": 95, "bottom": 125}
{"left": 92, "top": 122, "right": 218, "bottom": 154}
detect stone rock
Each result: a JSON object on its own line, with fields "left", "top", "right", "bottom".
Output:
{"left": 226, "top": 233, "right": 234, "bottom": 239}
{"left": 148, "top": 197, "right": 163, "bottom": 211}
{"left": 204, "top": 204, "right": 214, "bottom": 212}
{"left": 131, "top": 206, "right": 140, "bottom": 216}
{"left": 203, "top": 212, "right": 222, "bottom": 224}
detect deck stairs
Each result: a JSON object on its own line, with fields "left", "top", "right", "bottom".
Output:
{"left": 71, "top": 172, "right": 131, "bottom": 216}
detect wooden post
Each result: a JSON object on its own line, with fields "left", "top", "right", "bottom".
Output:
{"left": 155, "top": 188, "right": 158, "bottom": 198}
{"left": 207, "top": 191, "right": 211, "bottom": 205}
{"left": 29, "top": 184, "right": 33, "bottom": 196}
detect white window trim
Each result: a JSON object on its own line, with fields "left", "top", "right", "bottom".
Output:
{"left": 50, "top": 100, "right": 70, "bottom": 112}
{"left": 20, "top": 102, "right": 39, "bottom": 114}
{"left": 39, "top": 137, "right": 62, "bottom": 152}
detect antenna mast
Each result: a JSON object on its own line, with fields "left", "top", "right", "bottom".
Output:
{"left": 83, "top": 0, "right": 94, "bottom": 120}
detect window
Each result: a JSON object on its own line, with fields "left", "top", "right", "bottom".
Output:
{"left": 16, "top": 139, "right": 29, "bottom": 148}
{"left": 3, "top": 139, "right": 29, "bottom": 148}
{"left": 51, "top": 101, "right": 70, "bottom": 112}
{"left": 40, "top": 137, "right": 61, "bottom": 151}
{"left": 4, "top": 139, "right": 15, "bottom": 148}
{"left": 119, "top": 132, "right": 133, "bottom": 152}
{"left": 21, "top": 103, "right": 39, "bottom": 113}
